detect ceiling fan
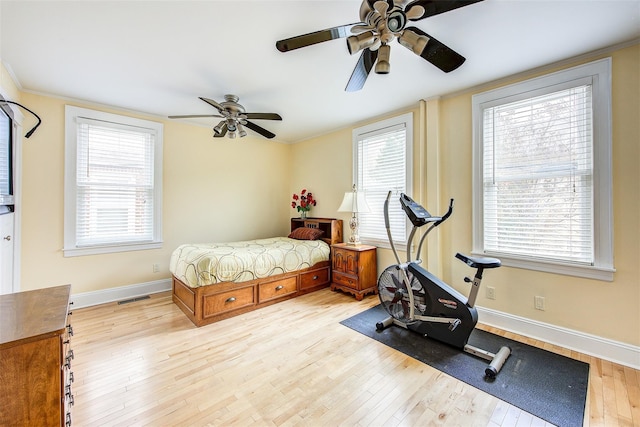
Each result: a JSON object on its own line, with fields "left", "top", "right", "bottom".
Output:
{"left": 276, "top": 0, "right": 483, "bottom": 92}
{"left": 169, "top": 95, "right": 282, "bottom": 139}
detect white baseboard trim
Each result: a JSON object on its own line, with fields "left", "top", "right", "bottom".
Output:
{"left": 71, "top": 279, "right": 172, "bottom": 309}
{"left": 477, "top": 306, "right": 640, "bottom": 370}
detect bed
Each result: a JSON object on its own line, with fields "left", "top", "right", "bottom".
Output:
{"left": 170, "top": 218, "right": 343, "bottom": 327}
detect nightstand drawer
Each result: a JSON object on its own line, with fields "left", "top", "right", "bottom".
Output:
{"left": 332, "top": 272, "right": 358, "bottom": 289}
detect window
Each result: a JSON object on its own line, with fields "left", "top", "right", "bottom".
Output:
{"left": 472, "top": 58, "right": 614, "bottom": 280}
{"left": 64, "top": 106, "right": 163, "bottom": 256}
{"left": 0, "top": 106, "right": 11, "bottom": 201}
{"left": 353, "top": 112, "right": 413, "bottom": 247}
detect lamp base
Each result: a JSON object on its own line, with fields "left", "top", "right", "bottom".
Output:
{"left": 346, "top": 215, "right": 363, "bottom": 246}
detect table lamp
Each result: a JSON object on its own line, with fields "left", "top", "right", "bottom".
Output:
{"left": 337, "top": 184, "right": 370, "bottom": 245}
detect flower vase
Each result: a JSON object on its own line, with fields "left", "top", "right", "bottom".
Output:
{"left": 300, "top": 210, "right": 307, "bottom": 219}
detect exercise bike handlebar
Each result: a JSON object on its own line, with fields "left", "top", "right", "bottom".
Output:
{"left": 435, "top": 199, "right": 455, "bottom": 227}
{"left": 384, "top": 191, "right": 402, "bottom": 265}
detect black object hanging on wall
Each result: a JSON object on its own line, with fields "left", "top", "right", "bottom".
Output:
{"left": 0, "top": 100, "right": 41, "bottom": 138}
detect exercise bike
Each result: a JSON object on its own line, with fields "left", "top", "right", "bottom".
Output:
{"left": 375, "top": 192, "right": 511, "bottom": 378}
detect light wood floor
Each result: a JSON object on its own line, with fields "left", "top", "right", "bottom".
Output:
{"left": 70, "top": 289, "right": 639, "bottom": 426}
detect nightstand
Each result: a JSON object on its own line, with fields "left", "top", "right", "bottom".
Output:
{"left": 330, "top": 243, "right": 377, "bottom": 300}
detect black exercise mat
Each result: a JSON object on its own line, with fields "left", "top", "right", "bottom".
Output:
{"left": 341, "top": 305, "right": 589, "bottom": 427}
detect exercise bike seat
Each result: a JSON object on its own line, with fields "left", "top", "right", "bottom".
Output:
{"left": 455, "top": 253, "right": 501, "bottom": 269}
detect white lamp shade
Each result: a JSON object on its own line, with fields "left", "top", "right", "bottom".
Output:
{"left": 337, "top": 191, "right": 370, "bottom": 213}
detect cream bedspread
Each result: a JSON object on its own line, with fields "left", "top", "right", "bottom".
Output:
{"left": 169, "top": 237, "right": 330, "bottom": 288}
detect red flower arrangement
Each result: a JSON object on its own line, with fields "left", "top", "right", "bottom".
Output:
{"left": 291, "top": 188, "right": 317, "bottom": 214}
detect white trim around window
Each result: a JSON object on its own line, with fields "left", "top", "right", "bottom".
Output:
{"left": 471, "top": 58, "right": 614, "bottom": 281}
{"left": 64, "top": 106, "right": 163, "bottom": 257}
{"left": 353, "top": 112, "right": 413, "bottom": 249}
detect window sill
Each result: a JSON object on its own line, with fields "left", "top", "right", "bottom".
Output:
{"left": 63, "top": 241, "right": 163, "bottom": 257}
{"left": 473, "top": 251, "right": 615, "bottom": 282}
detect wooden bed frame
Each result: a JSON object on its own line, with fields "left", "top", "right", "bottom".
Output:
{"left": 172, "top": 218, "right": 343, "bottom": 327}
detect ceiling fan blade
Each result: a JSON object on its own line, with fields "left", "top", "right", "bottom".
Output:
{"left": 199, "top": 96, "right": 225, "bottom": 112}
{"left": 168, "top": 114, "right": 223, "bottom": 119}
{"left": 402, "top": 27, "right": 465, "bottom": 73}
{"left": 345, "top": 48, "right": 378, "bottom": 92}
{"left": 244, "top": 113, "right": 283, "bottom": 121}
{"left": 276, "top": 23, "right": 361, "bottom": 52}
{"left": 405, "top": 0, "right": 484, "bottom": 21}
{"left": 243, "top": 120, "right": 276, "bottom": 139}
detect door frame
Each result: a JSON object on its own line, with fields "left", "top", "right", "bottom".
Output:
{"left": 0, "top": 92, "right": 23, "bottom": 294}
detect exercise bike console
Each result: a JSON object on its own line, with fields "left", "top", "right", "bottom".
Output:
{"left": 400, "top": 193, "right": 434, "bottom": 226}
{"left": 376, "top": 191, "right": 511, "bottom": 379}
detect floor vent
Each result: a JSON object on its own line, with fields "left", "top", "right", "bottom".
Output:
{"left": 117, "top": 295, "right": 150, "bottom": 305}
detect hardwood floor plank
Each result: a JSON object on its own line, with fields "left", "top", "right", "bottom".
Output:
{"left": 68, "top": 289, "right": 638, "bottom": 426}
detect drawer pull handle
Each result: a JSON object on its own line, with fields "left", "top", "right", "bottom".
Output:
{"left": 225, "top": 297, "right": 236, "bottom": 303}
{"left": 275, "top": 285, "right": 284, "bottom": 291}
{"left": 313, "top": 275, "right": 318, "bottom": 280}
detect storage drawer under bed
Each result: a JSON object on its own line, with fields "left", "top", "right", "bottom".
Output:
{"left": 258, "top": 276, "right": 297, "bottom": 303}
{"left": 300, "top": 266, "right": 330, "bottom": 290}
{"left": 202, "top": 286, "right": 255, "bottom": 318}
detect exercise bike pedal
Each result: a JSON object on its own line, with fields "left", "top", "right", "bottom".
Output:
{"left": 448, "top": 318, "right": 461, "bottom": 331}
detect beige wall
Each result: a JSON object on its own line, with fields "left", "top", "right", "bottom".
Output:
{"left": 17, "top": 92, "right": 292, "bottom": 294}
{"left": 0, "top": 62, "right": 20, "bottom": 101}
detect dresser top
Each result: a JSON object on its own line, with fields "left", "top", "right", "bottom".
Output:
{"left": 0, "top": 284, "right": 71, "bottom": 347}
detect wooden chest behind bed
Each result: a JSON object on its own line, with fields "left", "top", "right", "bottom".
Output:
{"left": 172, "top": 218, "right": 342, "bottom": 327}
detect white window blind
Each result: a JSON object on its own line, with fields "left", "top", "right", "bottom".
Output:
{"left": 76, "top": 118, "right": 155, "bottom": 246}
{"left": 0, "top": 107, "right": 10, "bottom": 197}
{"left": 482, "top": 86, "right": 593, "bottom": 264}
{"left": 354, "top": 113, "right": 412, "bottom": 246}
{"left": 64, "top": 106, "right": 163, "bottom": 256}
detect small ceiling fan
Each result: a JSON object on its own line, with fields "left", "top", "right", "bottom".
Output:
{"left": 276, "top": 0, "right": 483, "bottom": 92}
{"left": 169, "top": 95, "right": 282, "bottom": 139}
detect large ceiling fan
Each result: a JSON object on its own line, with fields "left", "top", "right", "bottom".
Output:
{"left": 169, "top": 95, "right": 282, "bottom": 139}
{"left": 276, "top": 0, "right": 483, "bottom": 92}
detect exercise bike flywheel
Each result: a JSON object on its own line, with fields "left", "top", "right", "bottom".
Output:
{"left": 377, "top": 265, "right": 427, "bottom": 324}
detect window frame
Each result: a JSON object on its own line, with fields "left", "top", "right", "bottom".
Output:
{"left": 352, "top": 112, "right": 413, "bottom": 249}
{"left": 471, "top": 58, "right": 614, "bottom": 281}
{"left": 64, "top": 106, "right": 163, "bottom": 257}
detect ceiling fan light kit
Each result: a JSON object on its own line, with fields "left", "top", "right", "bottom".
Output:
{"left": 169, "top": 94, "right": 282, "bottom": 140}
{"left": 276, "top": 0, "right": 484, "bottom": 91}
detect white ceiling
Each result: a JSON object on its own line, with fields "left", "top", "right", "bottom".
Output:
{"left": 1, "top": 0, "right": 639, "bottom": 143}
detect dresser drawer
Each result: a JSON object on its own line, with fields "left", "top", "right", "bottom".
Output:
{"left": 259, "top": 276, "right": 297, "bottom": 302}
{"left": 332, "top": 271, "right": 359, "bottom": 289}
{"left": 203, "top": 286, "right": 255, "bottom": 317}
{"left": 300, "top": 267, "right": 330, "bottom": 290}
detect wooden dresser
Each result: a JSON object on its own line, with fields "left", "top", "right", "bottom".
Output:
{"left": 0, "top": 285, "right": 74, "bottom": 426}
{"left": 330, "top": 243, "right": 378, "bottom": 300}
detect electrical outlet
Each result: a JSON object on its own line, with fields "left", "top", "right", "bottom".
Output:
{"left": 486, "top": 286, "right": 496, "bottom": 300}
{"left": 153, "top": 263, "right": 160, "bottom": 273}
{"left": 534, "top": 295, "right": 546, "bottom": 311}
